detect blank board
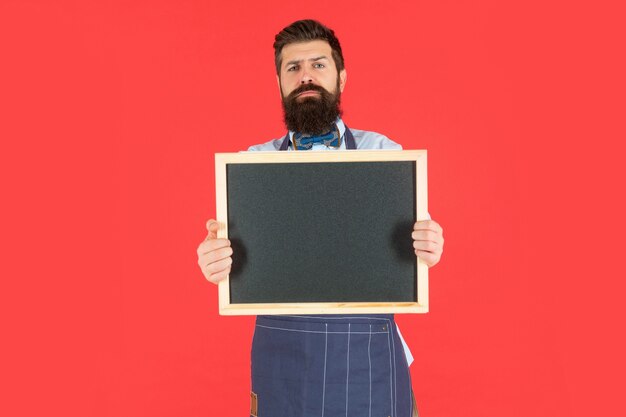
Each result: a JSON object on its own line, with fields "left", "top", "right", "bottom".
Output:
{"left": 215, "top": 150, "right": 428, "bottom": 315}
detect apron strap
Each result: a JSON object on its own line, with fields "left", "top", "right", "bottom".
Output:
{"left": 279, "top": 132, "right": 290, "bottom": 150}
{"left": 344, "top": 126, "right": 356, "bottom": 149}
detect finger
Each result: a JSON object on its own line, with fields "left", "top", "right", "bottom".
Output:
{"left": 412, "top": 230, "right": 444, "bottom": 249}
{"left": 413, "top": 240, "right": 441, "bottom": 253}
{"left": 203, "top": 256, "right": 233, "bottom": 276}
{"left": 415, "top": 250, "right": 438, "bottom": 267}
{"left": 197, "top": 239, "right": 231, "bottom": 256}
{"left": 198, "top": 245, "right": 233, "bottom": 264}
{"left": 413, "top": 220, "right": 443, "bottom": 233}
{"left": 207, "top": 266, "right": 231, "bottom": 284}
{"left": 411, "top": 230, "right": 440, "bottom": 242}
{"left": 207, "top": 246, "right": 234, "bottom": 263}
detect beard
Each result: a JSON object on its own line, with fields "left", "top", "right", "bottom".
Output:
{"left": 281, "top": 80, "right": 342, "bottom": 135}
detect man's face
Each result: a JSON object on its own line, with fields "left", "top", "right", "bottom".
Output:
{"left": 278, "top": 40, "right": 347, "bottom": 135}
{"left": 278, "top": 40, "right": 347, "bottom": 99}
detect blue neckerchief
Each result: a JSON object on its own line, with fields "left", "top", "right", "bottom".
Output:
{"left": 293, "top": 126, "right": 341, "bottom": 150}
{"left": 279, "top": 122, "right": 357, "bottom": 151}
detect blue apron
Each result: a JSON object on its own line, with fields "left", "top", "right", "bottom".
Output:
{"left": 250, "top": 127, "right": 414, "bottom": 417}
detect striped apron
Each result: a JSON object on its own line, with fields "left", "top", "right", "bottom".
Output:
{"left": 251, "top": 315, "right": 413, "bottom": 417}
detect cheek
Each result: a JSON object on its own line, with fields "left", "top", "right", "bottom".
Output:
{"left": 280, "top": 79, "right": 295, "bottom": 96}
{"left": 279, "top": 81, "right": 289, "bottom": 98}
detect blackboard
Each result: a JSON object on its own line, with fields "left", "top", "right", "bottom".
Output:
{"left": 215, "top": 150, "right": 428, "bottom": 315}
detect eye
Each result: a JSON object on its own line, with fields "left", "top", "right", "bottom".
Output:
{"left": 313, "top": 63, "right": 325, "bottom": 69}
{"left": 287, "top": 65, "right": 299, "bottom": 72}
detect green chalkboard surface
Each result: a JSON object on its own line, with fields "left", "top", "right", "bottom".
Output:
{"left": 215, "top": 150, "right": 429, "bottom": 315}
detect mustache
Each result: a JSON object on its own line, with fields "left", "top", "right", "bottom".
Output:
{"left": 287, "top": 83, "right": 328, "bottom": 99}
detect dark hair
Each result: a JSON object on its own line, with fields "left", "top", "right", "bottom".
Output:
{"left": 273, "top": 20, "right": 345, "bottom": 75}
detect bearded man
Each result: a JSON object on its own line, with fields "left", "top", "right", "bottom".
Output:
{"left": 197, "top": 19, "right": 444, "bottom": 417}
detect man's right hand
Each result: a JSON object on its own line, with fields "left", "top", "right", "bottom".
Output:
{"left": 197, "top": 219, "right": 233, "bottom": 284}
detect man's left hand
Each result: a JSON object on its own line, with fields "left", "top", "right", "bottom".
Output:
{"left": 412, "top": 220, "right": 444, "bottom": 267}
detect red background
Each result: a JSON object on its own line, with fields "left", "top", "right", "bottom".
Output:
{"left": 1, "top": 1, "right": 625, "bottom": 416}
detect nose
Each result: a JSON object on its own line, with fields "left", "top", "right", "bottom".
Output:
{"left": 300, "top": 68, "right": 313, "bottom": 84}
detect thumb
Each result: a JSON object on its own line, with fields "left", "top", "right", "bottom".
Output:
{"left": 205, "top": 219, "right": 220, "bottom": 240}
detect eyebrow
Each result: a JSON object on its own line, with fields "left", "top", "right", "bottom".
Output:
{"left": 284, "top": 56, "right": 329, "bottom": 67}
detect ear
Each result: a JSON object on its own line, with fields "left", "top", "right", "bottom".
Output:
{"left": 339, "top": 69, "right": 347, "bottom": 93}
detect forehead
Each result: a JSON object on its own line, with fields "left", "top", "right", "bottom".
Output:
{"left": 280, "top": 40, "right": 334, "bottom": 66}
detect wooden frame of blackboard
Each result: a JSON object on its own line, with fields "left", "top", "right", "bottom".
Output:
{"left": 215, "top": 150, "right": 428, "bottom": 315}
